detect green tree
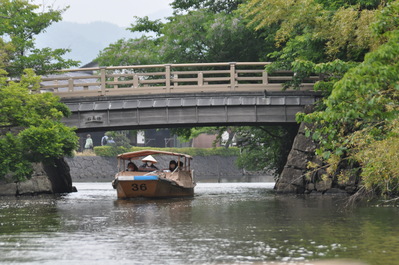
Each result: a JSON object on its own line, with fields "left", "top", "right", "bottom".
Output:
{"left": 171, "top": 0, "right": 242, "bottom": 14}
{"left": 294, "top": 1, "right": 399, "bottom": 196}
{"left": 240, "top": 0, "right": 399, "bottom": 196}
{"left": 160, "top": 10, "right": 265, "bottom": 63}
{"left": 96, "top": 1, "right": 266, "bottom": 65}
{"left": 0, "top": 0, "right": 79, "bottom": 76}
{"left": 105, "top": 131, "right": 132, "bottom": 148}
{"left": 0, "top": 69, "right": 78, "bottom": 181}
{"left": 298, "top": 22, "right": 399, "bottom": 195}
{"left": 235, "top": 125, "right": 298, "bottom": 174}
{"left": 239, "top": 0, "right": 381, "bottom": 90}
{"left": 96, "top": 36, "right": 161, "bottom": 67}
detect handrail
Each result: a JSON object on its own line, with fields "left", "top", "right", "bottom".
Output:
{"left": 39, "top": 62, "right": 318, "bottom": 98}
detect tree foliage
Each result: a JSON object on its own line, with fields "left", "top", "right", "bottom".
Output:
{"left": 96, "top": 36, "right": 161, "bottom": 67}
{"left": 96, "top": 1, "right": 265, "bottom": 65}
{"left": 239, "top": 0, "right": 380, "bottom": 82}
{"left": 171, "top": 0, "right": 242, "bottom": 14}
{"left": 298, "top": 20, "right": 399, "bottom": 194}
{"left": 0, "top": 0, "right": 79, "bottom": 181}
{"left": 0, "top": 0, "right": 79, "bottom": 76}
{"left": 235, "top": 125, "right": 298, "bottom": 174}
{"left": 240, "top": 0, "right": 399, "bottom": 196}
{"left": 0, "top": 69, "right": 78, "bottom": 181}
{"left": 296, "top": 1, "right": 399, "bottom": 196}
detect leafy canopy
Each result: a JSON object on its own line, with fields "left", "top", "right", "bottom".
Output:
{"left": 0, "top": 0, "right": 79, "bottom": 181}
{"left": 297, "top": 1, "right": 399, "bottom": 195}
{"left": 96, "top": 0, "right": 265, "bottom": 65}
{"left": 0, "top": 69, "right": 78, "bottom": 181}
{"left": 240, "top": 0, "right": 399, "bottom": 196}
{"left": 0, "top": 0, "right": 79, "bottom": 76}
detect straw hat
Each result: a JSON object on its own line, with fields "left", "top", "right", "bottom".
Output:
{"left": 142, "top": 155, "right": 157, "bottom": 163}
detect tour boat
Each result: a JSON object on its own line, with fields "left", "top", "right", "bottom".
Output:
{"left": 112, "top": 150, "right": 196, "bottom": 199}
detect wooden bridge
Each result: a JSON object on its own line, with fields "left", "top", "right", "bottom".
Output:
{"left": 40, "top": 62, "right": 318, "bottom": 97}
{"left": 39, "top": 62, "right": 321, "bottom": 131}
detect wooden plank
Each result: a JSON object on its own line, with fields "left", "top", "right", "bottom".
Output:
{"left": 41, "top": 75, "right": 100, "bottom": 81}
{"left": 268, "top": 76, "right": 294, "bottom": 81}
{"left": 236, "top": 77, "right": 263, "bottom": 81}
{"left": 236, "top": 70, "right": 264, "bottom": 73}
{"left": 40, "top": 82, "right": 101, "bottom": 89}
{"left": 135, "top": 72, "right": 166, "bottom": 77}
{"left": 139, "top": 79, "right": 166, "bottom": 84}
{"left": 172, "top": 70, "right": 230, "bottom": 75}
{"left": 171, "top": 78, "right": 198, "bottom": 83}
{"left": 203, "top": 77, "right": 231, "bottom": 82}
{"left": 107, "top": 80, "right": 134, "bottom": 86}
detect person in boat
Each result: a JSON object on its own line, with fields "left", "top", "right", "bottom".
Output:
{"left": 163, "top": 160, "right": 177, "bottom": 172}
{"left": 126, "top": 162, "right": 138, "bottom": 171}
{"left": 138, "top": 155, "right": 159, "bottom": 172}
{"left": 178, "top": 161, "right": 184, "bottom": 171}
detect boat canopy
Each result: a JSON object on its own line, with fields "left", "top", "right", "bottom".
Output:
{"left": 117, "top": 150, "right": 193, "bottom": 160}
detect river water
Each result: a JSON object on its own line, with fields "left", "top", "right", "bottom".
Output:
{"left": 0, "top": 182, "right": 399, "bottom": 265}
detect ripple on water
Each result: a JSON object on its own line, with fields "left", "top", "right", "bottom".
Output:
{"left": 0, "top": 182, "right": 398, "bottom": 265}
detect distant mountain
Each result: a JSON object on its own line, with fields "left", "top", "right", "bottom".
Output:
{"left": 35, "top": 21, "right": 137, "bottom": 66}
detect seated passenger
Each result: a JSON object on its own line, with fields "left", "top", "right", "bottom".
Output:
{"left": 126, "top": 162, "right": 138, "bottom": 171}
{"left": 164, "top": 160, "right": 177, "bottom": 172}
{"left": 138, "top": 155, "right": 159, "bottom": 172}
{"left": 178, "top": 161, "right": 184, "bottom": 171}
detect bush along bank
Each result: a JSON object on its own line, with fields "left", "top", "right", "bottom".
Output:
{"left": 93, "top": 146, "right": 240, "bottom": 157}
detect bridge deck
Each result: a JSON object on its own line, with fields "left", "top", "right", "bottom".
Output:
{"left": 61, "top": 91, "right": 321, "bottom": 132}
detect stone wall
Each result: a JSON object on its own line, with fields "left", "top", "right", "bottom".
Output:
{"left": 275, "top": 123, "right": 352, "bottom": 195}
{"left": 0, "top": 158, "right": 75, "bottom": 196}
{"left": 65, "top": 155, "right": 273, "bottom": 183}
{"left": 275, "top": 123, "right": 316, "bottom": 193}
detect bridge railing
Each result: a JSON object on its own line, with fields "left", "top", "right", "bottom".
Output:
{"left": 39, "top": 62, "right": 318, "bottom": 98}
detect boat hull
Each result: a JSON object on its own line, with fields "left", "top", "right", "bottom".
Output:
{"left": 114, "top": 176, "right": 194, "bottom": 199}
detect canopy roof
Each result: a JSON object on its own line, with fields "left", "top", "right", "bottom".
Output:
{"left": 117, "top": 150, "right": 193, "bottom": 160}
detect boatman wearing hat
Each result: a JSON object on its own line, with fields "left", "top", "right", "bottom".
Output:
{"left": 138, "top": 155, "right": 159, "bottom": 172}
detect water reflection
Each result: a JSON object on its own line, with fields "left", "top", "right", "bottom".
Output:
{"left": 0, "top": 182, "right": 398, "bottom": 264}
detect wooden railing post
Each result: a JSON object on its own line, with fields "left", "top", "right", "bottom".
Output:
{"left": 198, "top": 72, "right": 203, "bottom": 86}
{"left": 100, "top": 67, "right": 106, "bottom": 96}
{"left": 165, "top": 64, "right": 171, "bottom": 93}
{"left": 262, "top": 70, "right": 269, "bottom": 85}
{"left": 113, "top": 76, "right": 118, "bottom": 89}
{"left": 173, "top": 74, "right": 179, "bottom": 88}
{"left": 54, "top": 80, "right": 59, "bottom": 93}
{"left": 229, "top": 62, "right": 236, "bottom": 91}
{"left": 133, "top": 73, "right": 139, "bottom": 88}
{"left": 68, "top": 78, "right": 74, "bottom": 92}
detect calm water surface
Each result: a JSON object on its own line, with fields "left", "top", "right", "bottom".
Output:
{"left": 0, "top": 182, "right": 399, "bottom": 265}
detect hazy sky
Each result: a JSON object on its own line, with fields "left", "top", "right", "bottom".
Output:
{"left": 32, "top": 0, "right": 174, "bottom": 27}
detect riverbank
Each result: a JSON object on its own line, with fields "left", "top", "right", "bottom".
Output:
{"left": 65, "top": 155, "right": 274, "bottom": 183}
